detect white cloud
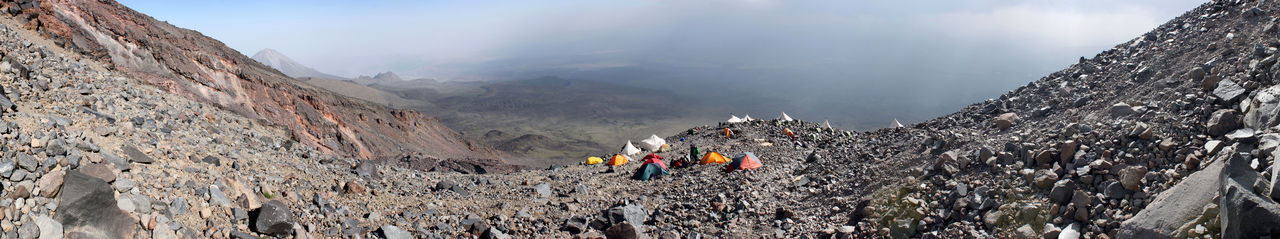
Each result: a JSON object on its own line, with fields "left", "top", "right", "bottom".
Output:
{"left": 927, "top": 4, "right": 1165, "bottom": 50}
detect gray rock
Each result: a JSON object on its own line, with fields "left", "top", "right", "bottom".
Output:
{"left": 1060, "top": 223, "right": 1081, "bottom": 239}
{"left": 1208, "top": 109, "right": 1243, "bottom": 136}
{"left": 482, "top": 227, "right": 511, "bottom": 239}
{"left": 1245, "top": 85, "right": 1280, "bottom": 129}
{"left": 56, "top": 171, "right": 135, "bottom": 239}
{"left": 45, "top": 139, "right": 66, "bottom": 156}
{"left": 379, "top": 225, "right": 411, "bottom": 239}
{"left": 1104, "top": 181, "right": 1129, "bottom": 199}
{"left": 121, "top": 145, "right": 154, "bottom": 164}
{"left": 561, "top": 217, "right": 588, "bottom": 234}
{"left": 1117, "top": 150, "right": 1226, "bottom": 238}
{"left": 169, "top": 198, "right": 189, "bottom": 217}
{"left": 112, "top": 178, "right": 135, "bottom": 192}
{"left": 233, "top": 208, "right": 249, "bottom": 222}
{"left": 35, "top": 215, "right": 61, "bottom": 239}
{"left": 1110, "top": 103, "right": 1136, "bottom": 117}
{"left": 117, "top": 198, "right": 136, "bottom": 212}
{"left": 607, "top": 204, "right": 648, "bottom": 225}
{"left": 16, "top": 153, "right": 37, "bottom": 171}
{"left": 1220, "top": 147, "right": 1280, "bottom": 238}
{"left": 1214, "top": 79, "right": 1247, "bottom": 102}
{"left": 0, "top": 159, "right": 14, "bottom": 177}
{"left": 18, "top": 222, "right": 37, "bottom": 239}
{"left": 1226, "top": 128, "right": 1257, "bottom": 142}
{"left": 533, "top": 183, "right": 552, "bottom": 198}
{"left": 252, "top": 200, "right": 295, "bottom": 237}
{"left": 200, "top": 155, "right": 220, "bottom": 166}
{"left": 1049, "top": 180, "right": 1075, "bottom": 204}
{"left": 209, "top": 186, "right": 231, "bottom": 207}
{"left": 103, "top": 152, "right": 129, "bottom": 171}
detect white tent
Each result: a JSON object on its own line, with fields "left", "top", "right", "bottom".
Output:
{"left": 743, "top": 115, "right": 754, "bottom": 121}
{"left": 824, "top": 120, "right": 834, "bottom": 130}
{"left": 622, "top": 141, "right": 642, "bottom": 155}
{"left": 640, "top": 135, "right": 667, "bottom": 151}
{"left": 892, "top": 119, "right": 905, "bottom": 128}
{"left": 779, "top": 112, "right": 794, "bottom": 122}
{"left": 727, "top": 115, "right": 744, "bottom": 123}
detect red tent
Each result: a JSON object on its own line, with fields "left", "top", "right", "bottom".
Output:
{"left": 642, "top": 153, "right": 668, "bottom": 170}
{"left": 726, "top": 152, "right": 764, "bottom": 172}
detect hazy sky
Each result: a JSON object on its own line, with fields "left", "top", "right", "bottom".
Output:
{"left": 121, "top": 0, "right": 1203, "bottom": 78}
{"left": 119, "top": 0, "right": 1208, "bottom": 128}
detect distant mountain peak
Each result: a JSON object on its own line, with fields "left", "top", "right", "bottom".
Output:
{"left": 250, "top": 48, "right": 346, "bottom": 80}
{"left": 373, "top": 71, "right": 402, "bottom": 81}
{"left": 352, "top": 71, "right": 404, "bottom": 85}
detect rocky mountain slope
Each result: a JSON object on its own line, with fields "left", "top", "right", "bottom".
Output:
{"left": 2, "top": 0, "right": 505, "bottom": 165}
{"left": 0, "top": 0, "right": 1278, "bottom": 238}
{"left": 250, "top": 48, "right": 347, "bottom": 81}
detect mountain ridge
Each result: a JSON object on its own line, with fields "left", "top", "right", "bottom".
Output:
{"left": 250, "top": 48, "right": 348, "bottom": 80}
{"left": 8, "top": 0, "right": 510, "bottom": 167}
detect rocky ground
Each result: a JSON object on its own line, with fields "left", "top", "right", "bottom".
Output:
{"left": 3, "top": 0, "right": 1280, "bottom": 238}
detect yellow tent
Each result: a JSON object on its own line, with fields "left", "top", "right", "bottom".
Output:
{"left": 700, "top": 152, "right": 730, "bottom": 164}
{"left": 608, "top": 154, "right": 631, "bottom": 166}
{"left": 586, "top": 157, "right": 604, "bottom": 165}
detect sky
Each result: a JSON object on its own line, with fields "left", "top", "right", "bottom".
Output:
{"left": 119, "top": 0, "right": 1208, "bottom": 128}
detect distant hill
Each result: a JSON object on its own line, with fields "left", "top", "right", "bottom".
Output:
{"left": 251, "top": 48, "right": 349, "bottom": 80}
{"left": 352, "top": 71, "right": 404, "bottom": 85}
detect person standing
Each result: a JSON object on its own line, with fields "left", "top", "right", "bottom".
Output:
{"left": 690, "top": 144, "right": 700, "bottom": 163}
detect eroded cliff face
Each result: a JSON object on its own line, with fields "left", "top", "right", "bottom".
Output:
{"left": 0, "top": 0, "right": 505, "bottom": 163}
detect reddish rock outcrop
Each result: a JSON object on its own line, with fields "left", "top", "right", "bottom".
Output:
{"left": 3, "top": 0, "right": 506, "bottom": 165}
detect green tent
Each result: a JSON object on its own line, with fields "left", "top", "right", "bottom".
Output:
{"left": 632, "top": 163, "right": 668, "bottom": 181}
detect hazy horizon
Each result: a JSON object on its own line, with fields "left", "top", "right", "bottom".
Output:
{"left": 119, "top": 0, "right": 1207, "bottom": 128}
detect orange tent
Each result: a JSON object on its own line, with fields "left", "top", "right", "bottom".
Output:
{"left": 726, "top": 152, "right": 764, "bottom": 172}
{"left": 783, "top": 128, "right": 795, "bottom": 138}
{"left": 724, "top": 128, "right": 734, "bottom": 138}
{"left": 608, "top": 154, "right": 631, "bottom": 166}
{"left": 700, "top": 152, "right": 730, "bottom": 164}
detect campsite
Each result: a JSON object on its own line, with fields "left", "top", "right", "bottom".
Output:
{"left": 587, "top": 113, "right": 811, "bottom": 182}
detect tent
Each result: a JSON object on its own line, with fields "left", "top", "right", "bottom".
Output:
{"left": 723, "top": 128, "right": 734, "bottom": 138}
{"left": 633, "top": 154, "right": 669, "bottom": 181}
{"left": 622, "top": 141, "right": 642, "bottom": 155}
{"left": 585, "top": 157, "right": 603, "bottom": 165}
{"left": 779, "top": 112, "right": 794, "bottom": 122}
{"left": 701, "top": 152, "right": 730, "bottom": 164}
{"left": 642, "top": 153, "right": 668, "bottom": 169}
{"left": 608, "top": 154, "right": 631, "bottom": 166}
{"left": 726, "top": 152, "right": 764, "bottom": 172}
{"left": 743, "top": 115, "right": 754, "bottom": 121}
{"left": 824, "top": 120, "right": 834, "bottom": 130}
{"left": 783, "top": 128, "right": 796, "bottom": 138}
{"left": 659, "top": 144, "right": 673, "bottom": 152}
{"left": 892, "top": 119, "right": 905, "bottom": 128}
{"left": 641, "top": 135, "right": 667, "bottom": 151}
{"left": 727, "top": 115, "right": 744, "bottom": 123}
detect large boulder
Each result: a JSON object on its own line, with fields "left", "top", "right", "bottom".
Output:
{"left": 1116, "top": 149, "right": 1226, "bottom": 238}
{"left": 1214, "top": 79, "right": 1247, "bottom": 103}
{"left": 1245, "top": 85, "right": 1280, "bottom": 129}
{"left": 1207, "top": 109, "right": 1243, "bottom": 136}
{"left": 1219, "top": 147, "right": 1280, "bottom": 238}
{"left": 252, "top": 200, "right": 296, "bottom": 237}
{"left": 56, "top": 171, "right": 135, "bottom": 239}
